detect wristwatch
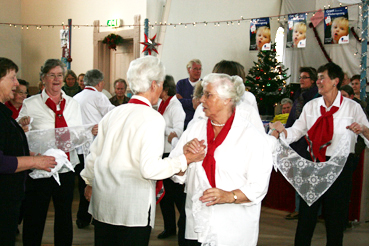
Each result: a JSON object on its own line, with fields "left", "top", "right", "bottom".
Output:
{"left": 232, "top": 191, "right": 237, "bottom": 203}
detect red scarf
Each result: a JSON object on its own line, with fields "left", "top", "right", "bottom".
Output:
{"left": 5, "top": 101, "right": 21, "bottom": 119}
{"left": 305, "top": 95, "right": 343, "bottom": 162}
{"left": 158, "top": 96, "right": 173, "bottom": 115}
{"left": 84, "top": 87, "right": 95, "bottom": 91}
{"left": 203, "top": 110, "right": 236, "bottom": 187}
{"left": 128, "top": 97, "right": 165, "bottom": 203}
{"left": 45, "top": 97, "right": 71, "bottom": 160}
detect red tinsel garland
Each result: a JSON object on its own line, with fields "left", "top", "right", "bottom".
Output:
{"left": 309, "top": 22, "right": 332, "bottom": 63}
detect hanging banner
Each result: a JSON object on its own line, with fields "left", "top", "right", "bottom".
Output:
{"left": 286, "top": 13, "right": 307, "bottom": 48}
{"left": 324, "top": 6, "right": 349, "bottom": 44}
{"left": 249, "top": 17, "right": 271, "bottom": 51}
{"left": 60, "top": 29, "right": 69, "bottom": 67}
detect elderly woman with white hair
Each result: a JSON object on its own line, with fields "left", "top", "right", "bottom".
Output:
{"left": 81, "top": 56, "right": 205, "bottom": 246}
{"left": 170, "top": 73, "right": 273, "bottom": 246}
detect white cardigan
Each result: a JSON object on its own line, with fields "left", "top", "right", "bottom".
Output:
{"left": 81, "top": 95, "right": 187, "bottom": 227}
{"left": 170, "top": 105, "right": 273, "bottom": 245}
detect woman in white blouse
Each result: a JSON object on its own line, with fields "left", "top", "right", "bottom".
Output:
{"left": 170, "top": 73, "right": 273, "bottom": 246}
{"left": 157, "top": 75, "right": 186, "bottom": 239}
{"left": 270, "top": 62, "right": 369, "bottom": 246}
{"left": 18, "top": 59, "right": 83, "bottom": 245}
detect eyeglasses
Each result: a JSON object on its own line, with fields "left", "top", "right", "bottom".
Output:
{"left": 16, "top": 91, "right": 28, "bottom": 96}
{"left": 46, "top": 74, "right": 63, "bottom": 80}
{"left": 299, "top": 76, "right": 311, "bottom": 80}
{"left": 201, "top": 91, "right": 217, "bottom": 99}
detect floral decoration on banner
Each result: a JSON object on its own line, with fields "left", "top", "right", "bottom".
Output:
{"left": 140, "top": 34, "right": 161, "bottom": 55}
{"left": 102, "top": 33, "right": 124, "bottom": 51}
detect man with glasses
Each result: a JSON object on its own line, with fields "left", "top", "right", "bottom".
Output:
{"left": 285, "top": 67, "right": 320, "bottom": 220}
{"left": 176, "top": 59, "right": 202, "bottom": 130}
{"left": 5, "top": 79, "right": 29, "bottom": 119}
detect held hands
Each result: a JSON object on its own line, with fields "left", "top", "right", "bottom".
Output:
{"left": 199, "top": 188, "right": 234, "bottom": 206}
{"left": 184, "top": 138, "right": 206, "bottom": 164}
{"left": 176, "top": 93, "right": 183, "bottom": 99}
{"left": 269, "top": 121, "right": 286, "bottom": 139}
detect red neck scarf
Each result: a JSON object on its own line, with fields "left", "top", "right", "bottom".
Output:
{"left": 128, "top": 98, "right": 150, "bottom": 107}
{"left": 203, "top": 109, "right": 236, "bottom": 187}
{"left": 45, "top": 97, "right": 70, "bottom": 160}
{"left": 5, "top": 101, "right": 21, "bottom": 119}
{"left": 84, "top": 87, "right": 96, "bottom": 91}
{"left": 305, "top": 95, "right": 343, "bottom": 162}
{"left": 158, "top": 96, "right": 173, "bottom": 115}
{"left": 129, "top": 97, "right": 165, "bottom": 203}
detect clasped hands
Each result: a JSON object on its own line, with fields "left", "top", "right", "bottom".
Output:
{"left": 269, "top": 121, "right": 286, "bottom": 139}
{"left": 183, "top": 138, "right": 206, "bottom": 165}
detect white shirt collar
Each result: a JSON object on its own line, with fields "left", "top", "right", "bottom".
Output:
{"left": 41, "top": 89, "right": 66, "bottom": 104}
{"left": 318, "top": 91, "right": 342, "bottom": 110}
{"left": 85, "top": 86, "right": 98, "bottom": 91}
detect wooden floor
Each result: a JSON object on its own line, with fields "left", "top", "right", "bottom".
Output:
{"left": 15, "top": 185, "right": 369, "bottom": 246}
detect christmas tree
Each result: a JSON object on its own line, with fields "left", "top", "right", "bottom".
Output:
{"left": 245, "top": 43, "right": 290, "bottom": 115}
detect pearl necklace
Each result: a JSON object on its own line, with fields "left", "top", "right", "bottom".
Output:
{"left": 211, "top": 120, "right": 225, "bottom": 127}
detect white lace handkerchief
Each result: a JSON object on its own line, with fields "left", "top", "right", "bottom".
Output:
{"left": 273, "top": 133, "right": 352, "bottom": 206}
{"left": 29, "top": 149, "right": 74, "bottom": 185}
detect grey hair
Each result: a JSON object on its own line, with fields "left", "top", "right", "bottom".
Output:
{"left": 202, "top": 73, "right": 245, "bottom": 105}
{"left": 127, "top": 56, "right": 165, "bottom": 94}
{"left": 281, "top": 98, "right": 293, "bottom": 106}
{"left": 186, "top": 59, "right": 202, "bottom": 69}
{"left": 84, "top": 69, "right": 104, "bottom": 86}
{"left": 40, "top": 59, "right": 65, "bottom": 80}
{"left": 193, "top": 81, "right": 203, "bottom": 99}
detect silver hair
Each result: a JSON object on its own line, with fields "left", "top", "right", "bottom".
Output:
{"left": 186, "top": 59, "right": 202, "bottom": 69}
{"left": 84, "top": 69, "right": 104, "bottom": 86}
{"left": 202, "top": 73, "right": 245, "bottom": 105}
{"left": 281, "top": 98, "right": 293, "bottom": 106}
{"left": 127, "top": 56, "right": 165, "bottom": 94}
{"left": 40, "top": 59, "right": 65, "bottom": 80}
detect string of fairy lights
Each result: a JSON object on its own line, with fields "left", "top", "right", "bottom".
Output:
{"left": 0, "top": 3, "right": 359, "bottom": 30}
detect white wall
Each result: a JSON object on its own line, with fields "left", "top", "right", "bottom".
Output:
{"left": 19, "top": 0, "right": 147, "bottom": 86}
{"left": 158, "top": 0, "right": 282, "bottom": 82}
{"left": 0, "top": 0, "right": 22, "bottom": 76}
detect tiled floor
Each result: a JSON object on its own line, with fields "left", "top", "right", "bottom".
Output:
{"left": 15, "top": 188, "right": 369, "bottom": 246}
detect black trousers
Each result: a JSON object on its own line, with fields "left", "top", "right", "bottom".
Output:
{"left": 94, "top": 220, "right": 151, "bottom": 246}
{"left": 94, "top": 211, "right": 151, "bottom": 246}
{"left": 0, "top": 198, "right": 22, "bottom": 246}
{"left": 294, "top": 155, "right": 354, "bottom": 246}
{"left": 22, "top": 171, "right": 75, "bottom": 246}
{"left": 75, "top": 154, "right": 92, "bottom": 224}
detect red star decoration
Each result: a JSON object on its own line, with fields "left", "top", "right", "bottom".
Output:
{"left": 140, "top": 34, "right": 161, "bottom": 55}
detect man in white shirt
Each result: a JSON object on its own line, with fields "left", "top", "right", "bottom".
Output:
{"left": 73, "top": 69, "right": 115, "bottom": 229}
{"left": 81, "top": 56, "right": 205, "bottom": 246}
{"left": 73, "top": 69, "right": 115, "bottom": 125}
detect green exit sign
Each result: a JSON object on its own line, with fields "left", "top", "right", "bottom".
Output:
{"left": 107, "top": 19, "right": 122, "bottom": 27}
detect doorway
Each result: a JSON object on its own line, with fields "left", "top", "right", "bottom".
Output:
{"left": 93, "top": 15, "right": 141, "bottom": 94}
